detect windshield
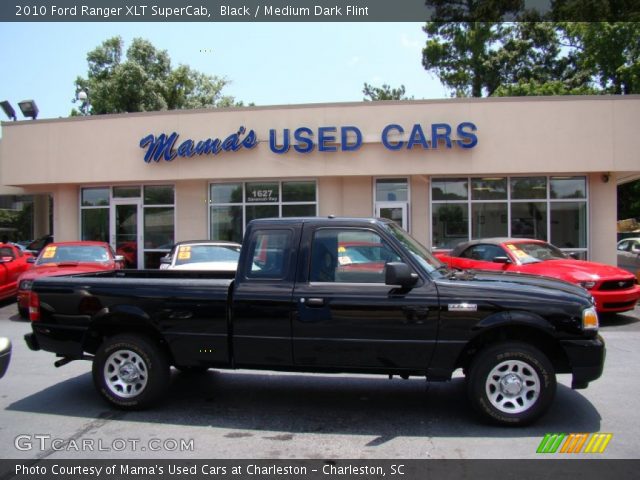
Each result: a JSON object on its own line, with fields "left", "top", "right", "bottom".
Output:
{"left": 37, "top": 245, "right": 110, "bottom": 265}
{"left": 381, "top": 222, "right": 446, "bottom": 277}
{"left": 174, "top": 244, "right": 241, "bottom": 266}
{"left": 505, "top": 241, "right": 567, "bottom": 265}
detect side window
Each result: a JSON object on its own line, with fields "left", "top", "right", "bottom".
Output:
{"left": 618, "top": 241, "right": 629, "bottom": 251}
{"left": 462, "top": 244, "right": 504, "bottom": 262}
{"left": 310, "top": 229, "right": 401, "bottom": 283}
{"left": 246, "top": 230, "right": 291, "bottom": 279}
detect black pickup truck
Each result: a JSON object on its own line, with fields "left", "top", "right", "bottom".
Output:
{"left": 24, "top": 217, "right": 605, "bottom": 425}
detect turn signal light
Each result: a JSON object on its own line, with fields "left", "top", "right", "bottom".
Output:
{"left": 582, "top": 307, "right": 598, "bottom": 330}
{"left": 29, "top": 292, "right": 40, "bottom": 322}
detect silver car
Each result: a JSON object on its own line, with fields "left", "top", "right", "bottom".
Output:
{"left": 0, "top": 337, "right": 11, "bottom": 379}
{"left": 617, "top": 237, "right": 640, "bottom": 273}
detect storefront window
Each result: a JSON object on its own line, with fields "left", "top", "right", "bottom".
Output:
{"left": 550, "top": 177, "right": 586, "bottom": 199}
{"left": 431, "top": 176, "right": 587, "bottom": 256}
{"left": 113, "top": 186, "right": 141, "bottom": 198}
{"left": 81, "top": 187, "right": 109, "bottom": 206}
{"left": 81, "top": 209, "right": 109, "bottom": 242}
{"left": 471, "top": 178, "right": 507, "bottom": 200}
{"left": 143, "top": 207, "right": 174, "bottom": 249}
{"left": 144, "top": 185, "right": 174, "bottom": 205}
{"left": 376, "top": 178, "right": 408, "bottom": 202}
{"left": 551, "top": 202, "right": 587, "bottom": 248}
{"left": 432, "top": 178, "right": 468, "bottom": 201}
{"left": 472, "top": 203, "right": 508, "bottom": 238}
{"left": 432, "top": 203, "right": 469, "bottom": 249}
{"left": 209, "top": 181, "right": 317, "bottom": 241}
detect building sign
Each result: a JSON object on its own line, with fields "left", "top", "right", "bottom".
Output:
{"left": 139, "top": 122, "right": 477, "bottom": 162}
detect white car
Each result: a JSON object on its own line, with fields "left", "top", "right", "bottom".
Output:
{"left": 160, "top": 241, "right": 242, "bottom": 271}
{"left": 617, "top": 237, "right": 640, "bottom": 273}
{"left": 0, "top": 337, "right": 11, "bottom": 379}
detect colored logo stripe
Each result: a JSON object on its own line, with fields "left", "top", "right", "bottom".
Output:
{"left": 537, "top": 433, "right": 613, "bottom": 454}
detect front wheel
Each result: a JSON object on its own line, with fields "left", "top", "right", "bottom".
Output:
{"left": 92, "top": 334, "right": 170, "bottom": 409}
{"left": 467, "top": 341, "right": 556, "bottom": 426}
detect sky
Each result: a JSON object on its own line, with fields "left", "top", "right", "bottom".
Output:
{"left": 0, "top": 22, "right": 449, "bottom": 121}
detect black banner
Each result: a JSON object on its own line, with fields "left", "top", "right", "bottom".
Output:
{"left": 1, "top": 459, "right": 640, "bottom": 480}
{"left": 2, "top": 0, "right": 640, "bottom": 22}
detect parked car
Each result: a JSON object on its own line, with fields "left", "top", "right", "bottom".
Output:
{"left": 435, "top": 238, "right": 640, "bottom": 314}
{"left": 617, "top": 237, "right": 640, "bottom": 273}
{"left": 0, "top": 337, "right": 10, "bottom": 379}
{"left": 0, "top": 243, "right": 33, "bottom": 301}
{"left": 16, "top": 241, "right": 124, "bottom": 318}
{"left": 25, "top": 217, "right": 605, "bottom": 426}
{"left": 159, "top": 241, "right": 241, "bottom": 271}
{"left": 25, "top": 234, "right": 54, "bottom": 256}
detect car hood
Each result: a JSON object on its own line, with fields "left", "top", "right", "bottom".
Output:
{"left": 19, "top": 263, "right": 114, "bottom": 281}
{"left": 435, "top": 269, "right": 593, "bottom": 312}
{"left": 520, "top": 259, "right": 634, "bottom": 282}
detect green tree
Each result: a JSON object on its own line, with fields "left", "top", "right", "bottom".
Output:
{"left": 362, "top": 83, "right": 412, "bottom": 101}
{"left": 73, "top": 37, "right": 241, "bottom": 115}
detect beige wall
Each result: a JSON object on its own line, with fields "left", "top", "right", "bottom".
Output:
{"left": 1, "top": 96, "right": 638, "bottom": 265}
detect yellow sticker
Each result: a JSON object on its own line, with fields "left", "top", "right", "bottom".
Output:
{"left": 42, "top": 246, "right": 57, "bottom": 259}
{"left": 338, "top": 246, "right": 346, "bottom": 253}
{"left": 513, "top": 249, "right": 528, "bottom": 258}
{"left": 506, "top": 244, "right": 518, "bottom": 251}
{"left": 177, "top": 246, "right": 191, "bottom": 260}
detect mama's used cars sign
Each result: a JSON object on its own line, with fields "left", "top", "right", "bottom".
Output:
{"left": 139, "top": 122, "right": 478, "bottom": 163}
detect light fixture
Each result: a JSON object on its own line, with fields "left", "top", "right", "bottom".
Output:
{"left": 18, "top": 100, "right": 39, "bottom": 120}
{"left": 601, "top": 173, "right": 610, "bottom": 183}
{"left": 1, "top": 101, "right": 16, "bottom": 121}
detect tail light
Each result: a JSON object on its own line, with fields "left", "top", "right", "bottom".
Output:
{"left": 29, "top": 292, "right": 40, "bottom": 322}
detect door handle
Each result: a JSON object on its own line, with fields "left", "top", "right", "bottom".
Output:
{"left": 304, "top": 298, "right": 325, "bottom": 307}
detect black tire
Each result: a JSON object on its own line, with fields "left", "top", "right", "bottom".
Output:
{"left": 92, "top": 334, "right": 170, "bottom": 410}
{"left": 467, "top": 341, "right": 556, "bottom": 426}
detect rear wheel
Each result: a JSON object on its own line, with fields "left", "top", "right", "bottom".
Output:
{"left": 92, "top": 334, "right": 170, "bottom": 409}
{"left": 467, "top": 341, "right": 556, "bottom": 426}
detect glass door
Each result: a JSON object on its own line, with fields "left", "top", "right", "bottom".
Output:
{"left": 111, "top": 200, "right": 142, "bottom": 269}
{"left": 376, "top": 202, "right": 408, "bottom": 230}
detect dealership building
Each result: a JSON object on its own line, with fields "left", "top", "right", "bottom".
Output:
{"left": 0, "top": 95, "right": 638, "bottom": 268}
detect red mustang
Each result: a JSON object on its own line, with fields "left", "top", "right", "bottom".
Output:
{"left": 0, "top": 243, "right": 33, "bottom": 301}
{"left": 17, "top": 241, "right": 124, "bottom": 318}
{"left": 435, "top": 238, "right": 640, "bottom": 314}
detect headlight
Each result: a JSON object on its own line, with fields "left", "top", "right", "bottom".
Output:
{"left": 582, "top": 307, "right": 599, "bottom": 330}
{"left": 19, "top": 279, "right": 33, "bottom": 291}
{"left": 579, "top": 281, "right": 597, "bottom": 290}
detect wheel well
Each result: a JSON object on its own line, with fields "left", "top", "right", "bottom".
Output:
{"left": 83, "top": 320, "right": 174, "bottom": 365}
{"left": 456, "top": 325, "right": 570, "bottom": 374}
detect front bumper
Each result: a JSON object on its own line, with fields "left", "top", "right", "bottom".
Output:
{"left": 560, "top": 335, "right": 606, "bottom": 389}
{"left": 592, "top": 285, "right": 640, "bottom": 313}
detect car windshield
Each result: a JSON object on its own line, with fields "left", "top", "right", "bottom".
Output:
{"left": 174, "top": 244, "right": 241, "bottom": 266}
{"left": 505, "top": 241, "right": 567, "bottom": 265}
{"left": 381, "top": 221, "right": 446, "bottom": 277}
{"left": 37, "top": 245, "right": 110, "bottom": 265}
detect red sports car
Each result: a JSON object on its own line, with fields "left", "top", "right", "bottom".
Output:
{"left": 0, "top": 243, "right": 33, "bottom": 301}
{"left": 17, "top": 241, "right": 124, "bottom": 318}
{"left": 435, "top": 238, "right": 640, "bottom": 313}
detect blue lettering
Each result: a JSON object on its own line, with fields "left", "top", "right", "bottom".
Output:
{"left": 341, "top": 126, "right": 362, "bottom": 151}
{"left": 318, "top": 127, "right": 337, "bottom": 152}
{"left": 456, "top": 122, "right": 478, "bottom": 148}
{"left": 140, "top": 132, "right": 178, "bottom": 162}
{"left": 294, "top": 127, "right": 314, "bottom": 153}
{"left": 242, "top": 129, "right": 258, "bottom": 149}
{"left": 407, "top": 124, "right": 429, "bottom": 150}
{"left": 177, "top": 139, "right": 195, "bottom": 157}
{"left": 381, "top": 124, "right": 404, "bottom": 150}
{"left": 431, "top": 123, "right": 452, "bottom": 149}
{"left": 270, "top": 129, "right": 290, "bottom": 154}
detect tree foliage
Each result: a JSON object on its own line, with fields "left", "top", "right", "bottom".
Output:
{"left": 73, "top": 37, "right": 241, "bottom": 115}
{"left": 362, "top": 83, "right": 413, "bottom": 101}
{"left": 422, "top": 21, "right": 640, "bottom": 97}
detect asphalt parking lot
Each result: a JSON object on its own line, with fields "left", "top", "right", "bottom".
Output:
{"left": 1, "top": 299, "right": 639, "bottom": 460}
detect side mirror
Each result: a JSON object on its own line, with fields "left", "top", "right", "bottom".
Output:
{"left": 114, "top": 255, "right": 125, "bottom": 263}
{"left": 160, "top": 256, "right": 171, "bottom": 265}
{"left": 27, "top": 257, "right": 35, "bottom": 264}
{"left": 568, "top": 252, "right": 579, "bottom": 260}
{"left": 493, "top": 256, "right": 511, "bottom": 264}
{"left": 385, "top": 262, "right": 419, "bottom": 288}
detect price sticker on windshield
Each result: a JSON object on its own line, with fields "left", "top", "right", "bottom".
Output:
{"left": 506, "top": 244, "right": 518, "bottom": 251}
{"left": 42, "top": 246, "right": 57, "bottom": 259}
{"left": 177, "top": 246, "right": 191, "bottom": 260}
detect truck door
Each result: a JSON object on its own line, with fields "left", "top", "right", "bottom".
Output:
{"left": 292, "top": 225, "right": 439, "bottom": 370}
{"left": 231, "top": 227, "right": 297, "bottom": 367}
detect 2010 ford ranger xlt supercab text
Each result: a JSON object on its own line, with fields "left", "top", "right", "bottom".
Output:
{"left": 24, "top": 217, "right": 605, "bottom": 425}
